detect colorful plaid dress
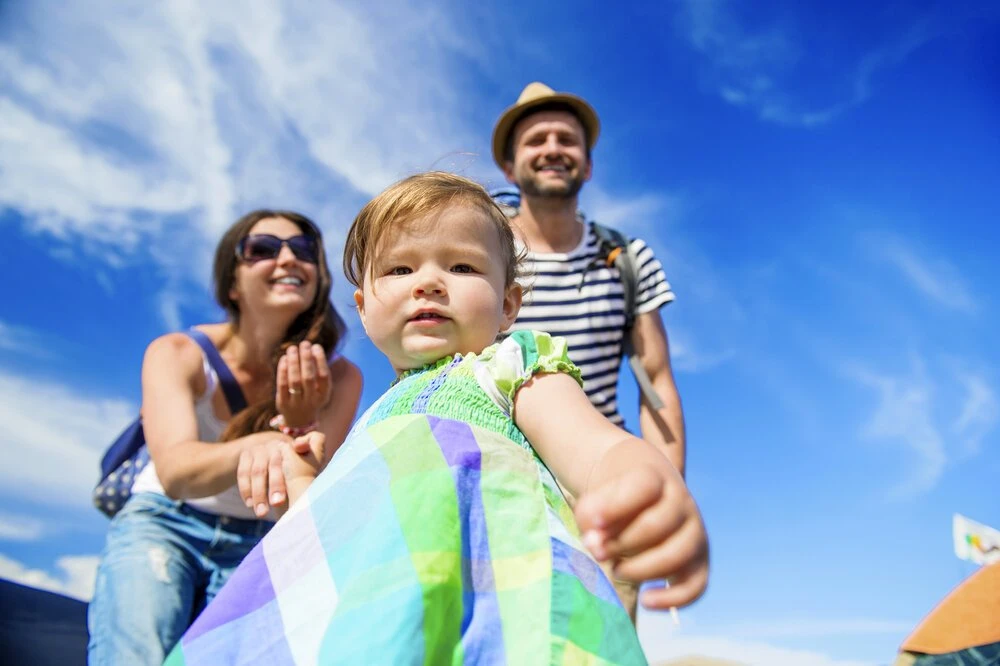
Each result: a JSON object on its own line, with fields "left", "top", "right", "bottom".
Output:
{"left": 165, "top": 331, "right": 646, "bottom": 666}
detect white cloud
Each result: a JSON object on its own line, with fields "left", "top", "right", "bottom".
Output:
{"left": 638, "top": 617, "right": 882, "bottom": 666}
{"left": 668, "top": 326, "right": 735, "bottom": 374}
{"left": 0, "top": 512, "right": 45, "bottom": 541}
{"left": 0, "top": 553, "right": 99, "bottom": 601}
{"left": 843, "top": 357, "right": 998, "bottom": 498}
{"left": 582, "top": 185, "right": 684, "bottom": 237}
{"left": 646, "top": 636, "right": 879, "bottom": 666}
{"left": 713, "top": 618, "right": 913, "bottom": 640}
{"left": 1, "top": 0, "right": 493, "bottom": 328}
{"left": 849, "top": 361, "right": 947, "bottom": 498}
{"left": 0, "top": 369, "right": 134, "bottom": 508}
{"left": 951, "top": 371, "right": 999, "bottom": 458}
{"left": 0, "top": 1, "right": 488, "bottom": 240}
{"left": 0, "top": 320, "right": 50, "bottom": 357}
{"left": 874, "top": 236, "right": 977, "bottom": 314}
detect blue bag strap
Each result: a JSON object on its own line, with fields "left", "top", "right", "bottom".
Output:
{"left": 184, "top": 329, "right": 248, "bottom": 414}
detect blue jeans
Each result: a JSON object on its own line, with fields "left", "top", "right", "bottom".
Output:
{"left": 87, "top": 493, "right": 271, "bottom": 665}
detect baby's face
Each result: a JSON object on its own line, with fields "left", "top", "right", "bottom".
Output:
{"left": 354, "top": 204, "right": 521, "bottom": 374}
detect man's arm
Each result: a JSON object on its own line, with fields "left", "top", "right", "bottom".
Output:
{"left": 631, "top": 310, "right": 686, "bottom": 476}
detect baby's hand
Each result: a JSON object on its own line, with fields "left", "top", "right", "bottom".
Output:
{"left": 574, "top": 466, "right": 708, "bottom": 610}
{"left": 281, "top": 431, "right": 327, "bottom": 503}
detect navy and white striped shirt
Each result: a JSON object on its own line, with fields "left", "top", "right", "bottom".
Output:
{"left": 508, "top": 222, "right": 674, "bottom": 427}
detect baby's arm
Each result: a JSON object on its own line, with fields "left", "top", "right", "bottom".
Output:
{"left": 514, "top": 372, "right": 709, "bottom": 609}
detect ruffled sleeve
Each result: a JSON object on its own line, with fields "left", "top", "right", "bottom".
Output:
{"left": 474, "top": 330, "right": 583, "bottom": 417}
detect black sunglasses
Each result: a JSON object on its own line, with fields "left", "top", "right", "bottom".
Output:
{"left": 236, "top": 234, "right": 320, "bottom": 264}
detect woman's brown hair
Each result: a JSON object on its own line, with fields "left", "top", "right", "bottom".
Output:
{"left": 213, "top": 209, "right": 346, "bottom": 440}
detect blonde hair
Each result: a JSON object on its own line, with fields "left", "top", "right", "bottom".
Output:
{"left": 344, "top": 172, "right": 521, "bottom": 288}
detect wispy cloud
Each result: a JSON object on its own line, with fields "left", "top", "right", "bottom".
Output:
{"left": 0, "top": 320, "right": 50, "bottom": 357}
{"left": 0, "top": 512, "right": 45, "bottom": 541}
{"left": 668, "top": 326, "right": 736, "bottom": 374}
{"left": 0, "top": 553, "right": 99, "bottom": 601}
{"left": 843, "top": 356, "right": 998, "bottom": 498}
{"left": 0, "top": 369, "right": 134, "bottom": 509}
{"left": 1, "top": 0, "right": 491, "bottom": 328}
{"left": 848, "top": 359, "right": 947, "bottom": 498}
{"left": 675, "top": 0, "right": 986, "bottom": 127}
{"left": 870, "top": 234, "right": 978, "bottom": 314}
{"left": 582, "top": 185, "right": 685, "bottom": 237}
{"left": 951, "top": 370, "right": 999, "bottom": 458}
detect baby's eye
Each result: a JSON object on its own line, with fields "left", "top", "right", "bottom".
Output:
{"left": 451, "top": 264, "right": 475, "bottom": 274}
{"left": 388, "top": 266, "right": 412, "bottom": 276}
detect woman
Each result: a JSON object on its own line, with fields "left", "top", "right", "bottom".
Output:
{"left": 87, "top": 210, "right": 362, "bottom": 665}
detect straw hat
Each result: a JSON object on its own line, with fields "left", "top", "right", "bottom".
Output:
{"left": 491, "top": 82, "right": 600, "bottom": 168}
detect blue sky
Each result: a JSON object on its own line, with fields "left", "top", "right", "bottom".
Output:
{"left": 1, "top": 1, "right": 998, "bottom": 663}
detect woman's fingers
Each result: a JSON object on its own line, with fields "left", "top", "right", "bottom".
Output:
{"left": 275, "top": 356, "right": 289, "bottom": 404}
{"left": 237, "top": 450, "right": 252, "bottom": 507}
{"left": 249, "top": 448, "right": 270, "bottom": 517}
{"left": 286, "top": 345, "right": 302, "bottom": 397}
{"left": 312, "top": 344, "right": 329, "bottom": 394}
{"left": 249, "top": 444, "right": 285, "bottom": 517}
{"left": 267, "top": 446, "right": 287, "bottom": 509}
{"left": 298, "top": 341, "right": 315, "bottom": 390}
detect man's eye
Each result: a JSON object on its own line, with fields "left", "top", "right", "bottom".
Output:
{"left": 452, "top": 264, "right": 474, "bottom": 274}
{"left": 389, "top": 266, "right": 411, "bottom": 276}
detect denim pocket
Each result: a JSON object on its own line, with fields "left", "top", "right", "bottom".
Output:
{"left": 114, "top": 492, "right": 176, "bottom": 521}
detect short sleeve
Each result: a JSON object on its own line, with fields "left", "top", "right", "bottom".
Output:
{"left": 629, "top": 236, "right": 675, "bottom": 315}
{"left": 474, "top": 330, "right": 583, "bottom": 417}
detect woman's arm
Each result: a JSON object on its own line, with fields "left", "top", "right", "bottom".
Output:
{"left": 141, "top": 333, "right": 290, "bottom": 500}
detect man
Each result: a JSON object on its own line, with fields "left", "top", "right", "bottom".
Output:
{"left": 493, "top": 82, "right": 688, "bottom": 619}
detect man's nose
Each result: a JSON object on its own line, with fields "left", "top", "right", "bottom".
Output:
{"left": 542, "top": 133, "right": 561, "bottom": 156}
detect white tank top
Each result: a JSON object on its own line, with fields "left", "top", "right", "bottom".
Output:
{"left": 131, "top": 352, "right": 276, "bottom": 521}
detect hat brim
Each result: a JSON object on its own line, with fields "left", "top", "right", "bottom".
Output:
{"left": 491, "top": 92, "right": 600, "bottom": 168}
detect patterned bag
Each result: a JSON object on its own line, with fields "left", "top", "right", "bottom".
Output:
{"left": 93, "top": 329, "right": 247, "bottom": 517}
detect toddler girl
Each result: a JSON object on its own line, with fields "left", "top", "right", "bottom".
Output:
{"left": 166, "top": 172, "right": 708, "bottom": 666}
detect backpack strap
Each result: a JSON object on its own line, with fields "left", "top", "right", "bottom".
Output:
{"left": 185, "top": 328, "right": 248, "bottom": 415}
{"left": 591, "top": 223, "right": 637, "bottom": 332}
{"left": 590, "top": 222, "right": 665, "bottom": 411}
{"left": 487, "top": 186, "right": 666, "bottom": 411}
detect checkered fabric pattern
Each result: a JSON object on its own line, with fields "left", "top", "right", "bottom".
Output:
{"left": 165, "top": 331, "right": 646, "bottom": 665}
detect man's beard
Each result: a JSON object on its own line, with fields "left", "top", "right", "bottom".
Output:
{"left": 517, "top": 167, "right": 585, "bottom": 200}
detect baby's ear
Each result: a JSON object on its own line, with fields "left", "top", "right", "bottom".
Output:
{"left": 500, "top": 283, "right": 522, "bottom": 331}
{"left": 353, "top": 289, "right": 367, "bottom": 330}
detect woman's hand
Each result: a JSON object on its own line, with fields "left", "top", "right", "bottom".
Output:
{"left": 236, "top": 430, "right": 328, "bottom": 518}
{"left": 236, "top": 431, "right": 296, "bottom": 517}
{"left": 574, "top": 466, "right": 709, "bottom": 610}
{"left": 276, "top": 341, "right": 331, "bottom": 427}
